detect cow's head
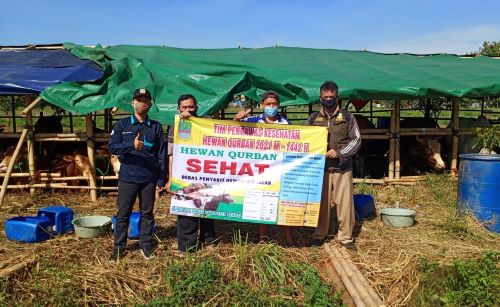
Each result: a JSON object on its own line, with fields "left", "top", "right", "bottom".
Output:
{"left": 110, "top": 154, "right": 121, "bottom": 175}
{"left": 63, "top": 154, "right": 91, "bottom": 176}
{"left": 415, "top": 136, "right": 445, "bottom": 172}
{"left": 97, "top": 147, "right": 121, "bottom": 175}
{"left": 0, "top": 145, "right": 28, "bottom": 173}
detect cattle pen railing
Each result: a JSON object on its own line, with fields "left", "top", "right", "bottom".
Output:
{"left": 0, "top": 96, "right": 496, "bottom": 205}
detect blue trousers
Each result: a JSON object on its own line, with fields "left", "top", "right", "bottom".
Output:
{"left": 115, "top": 180, "right": 156, "bottom": 250}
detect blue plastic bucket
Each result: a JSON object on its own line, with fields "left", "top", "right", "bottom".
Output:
{"left": 458, "top": 154, "right": 500, "bottom": 233}
{"left": 353, "top": 194, "right": 376, "bottom": 220}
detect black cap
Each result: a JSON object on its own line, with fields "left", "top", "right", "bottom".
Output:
{"left": 133, "top": 88, "right": 152, "bottom": 99}
{"left": 262, "top": 90, "right": 280, "bottom": 102}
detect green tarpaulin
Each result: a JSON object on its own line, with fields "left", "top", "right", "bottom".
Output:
{"left": 41, "top": 43, "right": 500, "bottom": 125}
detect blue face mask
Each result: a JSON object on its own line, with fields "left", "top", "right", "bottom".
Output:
{"left": 264, "top": 106, "right": 279, "bottom": 117}
{"left": 321, "top": 97, "right": 338, "bottom": 109}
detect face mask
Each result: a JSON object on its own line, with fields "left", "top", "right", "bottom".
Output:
{"left": 321, "top": 97, "right": 338, "bottom": 109}
{"left": 264, "top": 106, "right": 279, "bottom": 117}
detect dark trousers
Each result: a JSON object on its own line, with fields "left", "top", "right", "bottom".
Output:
{"left": 115, "top": 180, "right": 156, "bottom": 251}
{"left": 177, "top": 216, "right": 215, "bottom": 251}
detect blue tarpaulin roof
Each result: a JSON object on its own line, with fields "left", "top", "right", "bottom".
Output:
{"left": 0, "top": 49, "right": 103, "bottom": 95}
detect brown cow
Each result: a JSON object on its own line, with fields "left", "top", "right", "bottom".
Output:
{"left": 0, "top": 144, "right": 28, "bottom": 173}
{"left": 400, "top": 118, "right": 446, "bottom": 174}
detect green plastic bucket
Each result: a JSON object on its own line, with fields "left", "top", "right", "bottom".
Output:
{"left": 72, "top": 216, "right": 111, "bottom": 238}
{"left": 380, "top": 208, "right": 416, "bottom": 227}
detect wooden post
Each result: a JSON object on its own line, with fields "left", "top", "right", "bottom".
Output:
{"left": 395, "top": 101, "right": 401, "bottom": 179}
{"left": 481, "top": 98, "right": 485, "bottom": 116}
{"left": 11, "top": 96, "right": 16, "bottom": 132}
{"left": 0, "top": 129, "right": 28, "bottom": 206}
{"left": 24, "top": 95, "right": 36, "bottom": 194}
{"left": 388, "top": 109, "right": 395, "bottom": 180}
{"left": 308, "top": 103, "right": 313, "bottom": 115}
{"left": 451, "top": 98, "right": 460, "bottom": 174}
{"left": 85, "top": 115, "right": 97, "bottom": 201}
{"left": 104, "top": 109, "right": 109, "bottom": 132}
{"left": 369, "top": 100, "right": 373, "bottom": 123}
{"left": 69, "top": 112, "right": 74, "bottom": 133}
{"left": 108, "top": 108, "right": 113, "bottom": 131}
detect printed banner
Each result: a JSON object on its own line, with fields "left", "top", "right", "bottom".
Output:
{"left": 169, "top": 116, "right": 327, "bottom": 227}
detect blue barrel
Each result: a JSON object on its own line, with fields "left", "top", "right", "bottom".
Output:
{"left": 458, "top": 154, "right": 500, "bottom": 233}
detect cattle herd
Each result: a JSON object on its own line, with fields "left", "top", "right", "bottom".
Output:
{"left": 0, "top": 113, "right": 493, "bottom": 192}
{"left": 1, "top": 115, "right": 120, "bottom": 189}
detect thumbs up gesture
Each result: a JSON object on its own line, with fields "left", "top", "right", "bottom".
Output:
{"left": 234, "top": 108, "right": 252, "bottom": 121}
{"left": 134, "top": 133, "right": 144, "bottom": 150}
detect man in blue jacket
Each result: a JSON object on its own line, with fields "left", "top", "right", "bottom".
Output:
{"left": 108, "top": 88, "right": 167, "bottom": 261}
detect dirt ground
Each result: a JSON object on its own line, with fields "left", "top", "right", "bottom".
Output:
{"left": 0, "top": 174, "right": 499, "bottom": 306}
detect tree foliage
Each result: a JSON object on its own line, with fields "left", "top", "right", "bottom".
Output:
{"left": 479, "top": 41, "right": 500, "bottom": 57}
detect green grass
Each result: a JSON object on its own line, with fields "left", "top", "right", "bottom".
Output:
{"left": 146, "top": 232, "right": 343, "bottom": 306}
{"left": 413, "top": 252, "right": 500, "bottom": 307}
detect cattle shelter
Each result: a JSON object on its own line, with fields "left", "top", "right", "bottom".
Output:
{"left": 1, "top": 43, "right": 500, "bottom": 205}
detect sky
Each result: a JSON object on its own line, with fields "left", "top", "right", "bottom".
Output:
{"left": 1, "top": 0, "right": 499, "bottom": 54}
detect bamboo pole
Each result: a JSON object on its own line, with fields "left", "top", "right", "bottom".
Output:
{"left": 24, "top": 95, "right": 36, "bottom": 194}
{"left": 360, "top": 135, "right": 390, "bottom": 140}
{"left": 39, "top": 175, "right": 118, "bottom": 181}
{"left": 69, "top": 112, "right": 74, "bottom": 133}
{"left": 0, "top": 129, "right": 29, "bottom": 206}
{"left": 360, "top": 129, "right": 389, "bottom": 134}
{"left": 399, "top": 128, "right": 451, "bottom": 133}
{"left": 451, "top": 98, "right": 460, "bottom": 175}
{"left": 111, "top": 107, "right": 119, "bottom": 115}
{"left": 325, "top": 260, "right": 356, "bottom": 307}
{"left": 34, "top": 132, "right": 110, "bottom": 138}
{"left": 399, "top": 131, "right": 450, "bottom": 136}
{"left": 21, "top": 97, "right": 42, "bottom": 116}
{"left": 85, "top": 115, "right": 97, "bottom": 201}
{"left": 0, "top": 173, "right": 61, "bottom": 178}
{"left": 388, "top": 109, "right": 395, "bottom": 180}
{"left": 6, "top": 184, "right": 118, "bottom": 191}
{"left": 353, "top": 178, "right": 385, "bottom": 184}
{"left": 324, "top": 245, "right": 367, "bottom": 307}
{"left": 325, "top": 244, "right": 385, "bottom": 306}
{"left": 0, "top": 133, "right": 22, "bottom": 138}
{"left": 7, "top": 183, "right": 67, "bottom": 189}
{"left": 395, "top": 101, "right": 401, "bottom": 180}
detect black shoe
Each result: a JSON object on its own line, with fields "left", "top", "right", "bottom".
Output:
{"left": 342, "top": 242, "right": 357, "bottom": 251}
{"left": 309, "top": 238, "right": 325, "bottom": 247}
{"left": 141, "top": 245, "right": 157, "bottom": 260}
{"left": 109, "top": 248, "right": 126, "bottom": 261}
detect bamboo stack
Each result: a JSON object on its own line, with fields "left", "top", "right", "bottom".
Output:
{"left": 324, "top": 243, "right": 385, "bottom": 307}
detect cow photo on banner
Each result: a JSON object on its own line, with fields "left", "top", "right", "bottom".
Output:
{"left": 169, "top": 116, "right": 328, "bottom": 227}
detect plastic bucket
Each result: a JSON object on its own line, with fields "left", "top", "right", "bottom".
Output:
{"left": 380, "top": 208, "right": 416, "bottom": 227}
{"left": 72, "top": 216, "right": 111, "bottom": 238}
{"left": 458, "top": 154, "right": 500, "bottom": 233}
{"left": 353, "top": 194, "right": 376, "bottom": 220}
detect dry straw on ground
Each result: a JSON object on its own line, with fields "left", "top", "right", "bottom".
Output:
{"left": 0, "top": 174, "right": 498, "bottom": 306}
